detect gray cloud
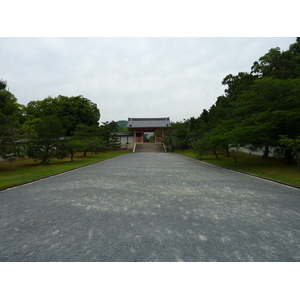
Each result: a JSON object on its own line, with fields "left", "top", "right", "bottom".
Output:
{"left": 1, "top": 37, "right": 296, "bottom": 123}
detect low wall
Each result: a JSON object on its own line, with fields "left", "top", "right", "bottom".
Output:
{"left": 120, "top": 143, "right": 134, "bottom": 150}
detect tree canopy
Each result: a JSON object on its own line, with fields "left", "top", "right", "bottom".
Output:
{"left": 166, "top": 38, "right": 300, "bottom": 170}
{"left": 24, "top": 95, "right": 100, "bottom": 136}
{"left": 0, "top": 79, "right": 25, "bottom": 160}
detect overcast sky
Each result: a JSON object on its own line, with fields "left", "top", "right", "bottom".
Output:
{"left": 1, "top": 37, "right": 296, "bottom": 123}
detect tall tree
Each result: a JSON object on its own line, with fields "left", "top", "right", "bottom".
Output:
{"left": 225, "top": 77, "right": 300, "bottom": 157}
{"left": 99, "top": 121, "right": 120, "bottom": 145}
{"left": 73, "top": 124, "right": 105, "bottom": 157}
{"left": 24, "top": 116, "right": 66, "bottom": 164}
{"left": 0, "top": 80, "right": 24, "bottom": 160}
{"left": 279, "top": 135, "right": 300, "bottom": 170}
{"left": 25, "top": 95, "right": 100, "bottom": 136}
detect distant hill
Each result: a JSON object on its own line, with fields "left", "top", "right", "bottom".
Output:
{"left": 117, "top": 120, "right": 127, "bottom": 128}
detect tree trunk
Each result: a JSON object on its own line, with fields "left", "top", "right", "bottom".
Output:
{"left": 284, "top": 149, "right": 294, "bottom": 165}
{"left": 233, "top": 154, "right": 237, "bottom": 163}
{"left": 295, "top": 152, "right": 300, "bottom": 172}
{"left": 213, "top": 150, "right": 219, "bottom": 159}
{"left": 262, "top": 145, "right": 269, "bottom": 158}
{"left": 225, "top": 145, "right": 231, "bottom": 157}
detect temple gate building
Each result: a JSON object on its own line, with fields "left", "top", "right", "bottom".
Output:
{"left": 127, "top": 117, "right": 171, "bottom": 143}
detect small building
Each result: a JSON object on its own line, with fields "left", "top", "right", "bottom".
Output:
{"left": 127, "top": 117, "right": 171, "bottom": 143}
{"left": 110, "top": 132, "right": 134, "bottom": 150}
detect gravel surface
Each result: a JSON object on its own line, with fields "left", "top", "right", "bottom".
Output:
{"left": 0, "top": 152, "right": 299, "bottom": 261}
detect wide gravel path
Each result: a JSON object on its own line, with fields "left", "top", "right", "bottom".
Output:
{"left": 0, "top": 152, "right": 299, "bottom": 261}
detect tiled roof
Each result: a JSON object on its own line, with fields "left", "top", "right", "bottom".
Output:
{"left": 127, "top": 117, "right": 171, "bottom": 128}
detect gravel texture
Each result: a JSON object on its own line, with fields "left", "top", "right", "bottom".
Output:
{"left": 0, "top": 152, "right": 299, "bottom": 261}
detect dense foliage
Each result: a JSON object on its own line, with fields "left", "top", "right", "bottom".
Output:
{"left": 0, "top": 84, "right": 120, "bottom": 163}
{"left": 0, "top": 79, "right": 25, "bottom": 161}
{"left": 164, "top": 38, "right": 300, "bottom": 170}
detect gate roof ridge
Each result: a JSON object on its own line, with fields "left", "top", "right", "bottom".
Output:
{"left": 127, "top": 117, "right": 170, "bottom": 128}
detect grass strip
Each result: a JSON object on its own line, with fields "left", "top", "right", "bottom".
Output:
{"left": 0, "top": 150, "right": 129, "bottom": 190}
{"left": 174, "top": 149, "right": 300, "bottom": 187}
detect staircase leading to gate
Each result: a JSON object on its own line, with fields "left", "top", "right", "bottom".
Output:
{"left": 134, "top": 143, "right": 165, "bottom": 153}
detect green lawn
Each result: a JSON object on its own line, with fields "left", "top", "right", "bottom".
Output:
{"left": 0, "top": 150, "right": 129, "bottom": 190}
{"left": 174, "top": 149, "right": 300, "bottom": 187}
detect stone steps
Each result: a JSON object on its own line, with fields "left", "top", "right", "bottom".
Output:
{"left": 134, "top": 143, "right": 165, "bottom": 153}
